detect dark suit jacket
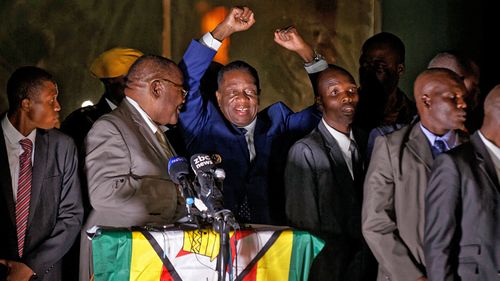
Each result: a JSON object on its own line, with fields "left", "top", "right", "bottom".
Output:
{"left": 0, "top": 120, "right": 83, "bottom": 281}
{"left": 425, "top": 132, "right": 500, "bottom": 281}
{"left": 61, "top": 95, "right": 112, "bottom": 152}
{"left": 285, "top": 121, "right": 376, "bottom": 281}
{"left": 179, "top": 40, "right": 321, "bottom": 224}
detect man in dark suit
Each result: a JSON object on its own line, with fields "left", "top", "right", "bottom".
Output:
{"left": 363, "top": 68, "right": 468, "bottom": 281}
{"left": 425, "top": 85, "right": 500, "bottom": 281}
{"left": 0, "top": 66, "right": 83, "bottom": 281}
{"left": 179, "top": 7, "right": 321, "bottom": 224}
{"left": 285, "top": 65, "right": 376, "bottom": 281}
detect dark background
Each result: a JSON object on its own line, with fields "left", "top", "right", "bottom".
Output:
{"left": 0, "top": 0, "right": 497, "bottom": 118}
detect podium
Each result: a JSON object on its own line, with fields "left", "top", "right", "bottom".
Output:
{"left": 90, "top": 225, "right": 324, "bottom": 281}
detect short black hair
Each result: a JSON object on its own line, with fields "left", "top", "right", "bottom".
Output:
{"left": 7, "top": 66, "right": 56, "bottom": 112}
{"left": 362, "top": 32, "right": 405, "bottom": 64}
{"left": 315, "top": 64, "right": 356, "bottom": 92}
{"left": 217, "top": 60, "right": 260, "bottom": 93}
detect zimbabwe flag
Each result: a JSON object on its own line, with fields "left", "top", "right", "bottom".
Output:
{"left": 92, "top": 226, "right": 324, "bottom": 281}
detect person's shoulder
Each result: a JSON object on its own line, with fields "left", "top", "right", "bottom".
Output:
{"left": 265, "top": 101, "right": 293, "bottom": 114}
{"left": 381, "top": 122, "right": 413, "bottom": 143}
{"left": 41, "top": 128, "right": 77, "bottom": 149}
{"left": 292, "top": 127, "right": 322, "bottom": 149}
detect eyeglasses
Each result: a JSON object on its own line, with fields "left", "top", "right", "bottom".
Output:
{"left": 156, "top": 78, "right": 188, "bottom": 98}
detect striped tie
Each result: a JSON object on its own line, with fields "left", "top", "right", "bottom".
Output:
{"left": 16, "top": 138, "right": 33, "bottom": 257}
{"left": 155, "top": 129, "right": 174, "bottom": 160}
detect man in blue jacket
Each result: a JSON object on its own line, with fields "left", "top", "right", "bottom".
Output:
{"left": 178, "top": 7, "right": 322, "bottom": 224}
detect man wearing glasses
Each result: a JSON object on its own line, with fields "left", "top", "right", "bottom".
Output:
{"left": 79, "top": 55, "right": 187, "bottom": 281}
{"left": 178, "top": 7, "right": 322, "bottom": 224}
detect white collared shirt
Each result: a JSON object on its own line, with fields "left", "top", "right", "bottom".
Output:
{"left": 239, "top": 118, "right": 257, "bottom": 162}
{"left": 105, "top": 97, "right": 118, "bottom": 110}
{"left": 125, "top": 96, "right": 159, "bottom": 135}
{"left": 478, "top": 131, "right": 500, "bottom": 184}
{"left": 419, "top": 123, "right": 459, "bottom": 151}
{"left": 322, "top": 118, "right": 356, "bottom": 179}
{"left": 1, "top": 115, "right": 36, "bottom": 202}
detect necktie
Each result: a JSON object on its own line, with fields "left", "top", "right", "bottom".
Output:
{"left": 16, "top": 138, "right": 33, "bottom": 257}
{"left": 349, "top": 140, "right": 362, "bottom": 180}
{"left": 431, "top": 139, "right": 447, "bottom": 158}
{"left": 155, "top": 129, "right": 174, "bottom": 160}
{"left": 239, "top": 128, "right": 256, "bottom": 162}
{"left": 238, "top": 195, "right": 252, "bottom": 223}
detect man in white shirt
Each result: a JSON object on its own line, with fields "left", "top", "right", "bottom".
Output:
{"left": 425, "top": 85, "right": 500, "bottom": 281}
{"left": 0, "top": 66, "right": 83, "bottom": 281}
{"left": 284, "top": 64, "right": 376, "bottom": 281}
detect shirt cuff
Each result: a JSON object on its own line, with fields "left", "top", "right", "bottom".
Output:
{"left": 305, "top": 59, "right": 328, "bottom": 74}
{"left": 200, "top": 32, "right": 222, "bottom": 51}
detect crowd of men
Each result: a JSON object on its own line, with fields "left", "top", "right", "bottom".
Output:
{"left": 0, "top": 6, "right": 498, "bottom": 281}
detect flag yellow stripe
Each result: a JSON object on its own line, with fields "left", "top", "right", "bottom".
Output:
{"left": 129, "top": 231, "right": 163, "bottom": 281}
{"left": 255, "top": 231, "right": 293, "bottom": 281}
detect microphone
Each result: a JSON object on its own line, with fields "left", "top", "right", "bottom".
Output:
{"left": 168, "top": 157, "right": 195, "bottom": 206}
{"left": 190, "top": 154, "right": 224, "bottom": 215}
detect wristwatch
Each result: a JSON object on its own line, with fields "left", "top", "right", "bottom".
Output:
{"left": 305, "top": 50, "right": 325, "bottom": 66}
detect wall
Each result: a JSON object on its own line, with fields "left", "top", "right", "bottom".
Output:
{"left": 382, "top": 0, "right": 493, "bottom": 98}
{"left": 0, "top": 0, "right": 163, "bottom": 117}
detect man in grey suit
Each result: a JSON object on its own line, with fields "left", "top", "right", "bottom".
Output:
{"left": 362, "top": 68, "right": 468, "bottom": 281}
{"left": 425, "top": 85, "right": 500, "bottom": 281}
{"left": 80, "top": 55, "right": 186, "bottom": 280}
{"left": 0, "top": 66, "right": 83, "bottom": 281}
{"left": 285, "top": 65, "right": 376, "bottom": 281}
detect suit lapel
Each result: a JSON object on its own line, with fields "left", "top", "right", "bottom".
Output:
{"left": 472, "top": 133, "right": 500, "bottom": 193}
{"left": 318, "top": 122, "right": 354, "bottom": 185}
{"left": 406, "top": 123, "right": 433, "bottom": 171}
{"left": 0, "top": 127, "right": 16, "bottom": 225}
{"left": 253, "top": 116, "right": 270, "bottom": 163}
{"left": 28, "top": 129, "right": 47, "bottom": 226}
{"left": 123, "top": 100, "right": 165, "bottom": 162}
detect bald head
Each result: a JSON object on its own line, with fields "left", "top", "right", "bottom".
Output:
{"left": 428, "top": 52, "right": 480, "bottom": 109}
{"left": 126, "top": 55, "right": 181, "bottom": 87}
{"left": 414, "top": 68, "right": 463, "bottom": 102}
{"left": 428, "top": 52, "right": 468, "bottom": 78}
{"left": 480, "top": 85, "right": 500, "bottom": 145}
{"left": 124, "top": 55, "right": 185, "bottom": 125}
{"left": 414, "top": 68, "right": 467, "bottom": 135}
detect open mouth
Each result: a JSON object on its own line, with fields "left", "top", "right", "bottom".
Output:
{"left": 342, "top": 105, "right": 356, "bottom": 114}
{"left": 234, "top": 107, "right": 249, "bottom": 114}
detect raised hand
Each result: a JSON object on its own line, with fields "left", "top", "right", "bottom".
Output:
{"left": 274, "top": 25, "right": 314, "bottom": 63}
{"left": 212, "top": 6, "right": 255, "bottom": 41}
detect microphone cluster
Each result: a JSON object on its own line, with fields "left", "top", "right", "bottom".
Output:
{"left": 167, "top": 153, "right": 237, "bottom": 228}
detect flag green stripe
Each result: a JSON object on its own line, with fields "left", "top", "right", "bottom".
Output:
{"left": 92, "top": 230, "right": 133, "bottom": 281}
{"left": 288, "top": 230, "right": 325, "bottom": 281}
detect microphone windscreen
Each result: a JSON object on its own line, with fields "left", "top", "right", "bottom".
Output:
{"left": 190, "top": 153, "right": 215, "bottom": 174}
{"left": 168, "top": 156, "right": 190, "bottom": 184}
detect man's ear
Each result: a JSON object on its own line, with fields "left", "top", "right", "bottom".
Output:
{"left": 215, "top": 90, "right": 222, "bottom": 106}
{"left": 151, "top": 80, "right": 163, "bottom": 98}
{"left": 397, "top": 64, "right": 405, "bottom": 75}
{"left": 421, "top": 93, "right": 431, "bottom": 108}
{"left": 20, "top": 98, "right": 31, "bottom": 112}
{"left": 315, "top": 95, "right": 323, "bottom": 107}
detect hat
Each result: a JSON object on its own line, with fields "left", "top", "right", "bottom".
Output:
{"left": 90, "top": 47, "right": 143, "bottom": 78}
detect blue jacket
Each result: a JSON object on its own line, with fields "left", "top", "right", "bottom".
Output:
{"left": 179, "top": 40, "right": 321, "bottom": 224}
